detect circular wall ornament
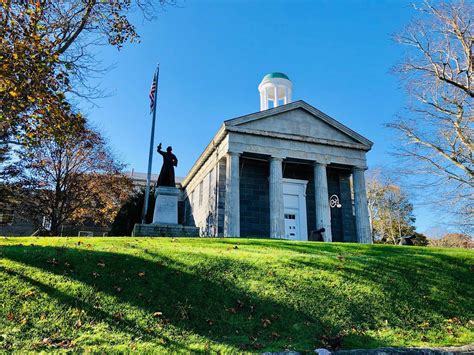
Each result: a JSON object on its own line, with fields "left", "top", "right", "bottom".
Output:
{"left": 329, "top": 194, "right": 342, "bottom": 208}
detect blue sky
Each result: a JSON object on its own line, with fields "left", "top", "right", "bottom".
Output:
{"left": 84, "top": 0, "right": 447, "bottom": 235}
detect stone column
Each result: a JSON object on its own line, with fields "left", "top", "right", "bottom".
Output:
{"left": 263, "top": 87, "right": 269, "bottom": 110}
{"left": 224, "top": 152, "right": 240, "bottom": 237}
{"left": 353, "top": 167, "right": 372, "bottom": 244}
{"left": 269, "top": 157, "right": 284, "bottom": 239}
{"left": 273, "top": 85, "right": 279, "bottom": 107}
{"left": 314, "top": 162, "right": 332, "bottom": 242}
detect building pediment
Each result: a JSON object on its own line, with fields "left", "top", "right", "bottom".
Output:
{"left": 224, "top": 101, "right": 373, "bottom": 150}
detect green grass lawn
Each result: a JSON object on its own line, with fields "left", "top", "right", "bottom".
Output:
{"left": 0, "top": 237, "right": 472, "bottom": 352}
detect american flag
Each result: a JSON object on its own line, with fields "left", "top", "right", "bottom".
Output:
{"left": 149, "top": 66, "right": 159, "bottom": 113}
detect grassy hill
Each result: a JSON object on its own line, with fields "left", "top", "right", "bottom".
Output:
{"left": 0, "top": 237, "right": 472, "bottom": 352}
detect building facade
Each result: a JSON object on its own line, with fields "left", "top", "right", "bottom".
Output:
{"left": 180, "top": 73, "right": 373, "bottom": 243}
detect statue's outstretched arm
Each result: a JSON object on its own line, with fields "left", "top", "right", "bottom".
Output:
{"left": 157, "top": 144, "right": 165, "bottom": 156}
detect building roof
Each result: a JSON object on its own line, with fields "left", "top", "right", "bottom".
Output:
{"left": 224, "top": 100, "right": 373, "bottom": 148}
{"left": 181, "top": 100, "right": 373, "bottom": 188}
{"left": 262, "top": 72, "right": 290, "bottom": 81}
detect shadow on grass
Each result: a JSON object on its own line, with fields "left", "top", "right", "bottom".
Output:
{"left": 1, "top": 244, "right": 340, "bottom": 351}
{"left": 1, "top": 241, "right": 472, "bottom": 351}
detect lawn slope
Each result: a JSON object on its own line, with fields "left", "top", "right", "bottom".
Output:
{"left": 0, "top": 237, "right": 472, "bottom": 352}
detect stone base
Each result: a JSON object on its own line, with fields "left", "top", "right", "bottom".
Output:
{"left": 153, "top": 186, "right": 179, "bottom": 224}
{"left": 132, "top": 223, "right": 199, "bottom": 237}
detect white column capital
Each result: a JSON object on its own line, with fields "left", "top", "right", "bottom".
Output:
{"left": 227, "top": 151, "right": 241, "bottom": 157}
{"left": 352, "top": 165, "right": 367, "bottom": 172}
{"left": 270, "top": 156, "right": 284, "bottom": 162}
{"left": 313, "top": 161, "right": 327, "bottom": 167}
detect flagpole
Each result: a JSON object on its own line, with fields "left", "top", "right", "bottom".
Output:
{"left": 142, "top": 64, "right": 159, "bottom": 224}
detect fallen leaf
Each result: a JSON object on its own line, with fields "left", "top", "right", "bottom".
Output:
{"left": 97, "top": 262, "right": 105, "bottom": 268}
{"left": 74, "top": 319, "right": 82, "bottom": 329}
{"left": 153, "top": 311, "right": 163, "bottom": 317}
{"left": 138, "top": 272, "right": 145, "bottom": 277}
{"left": 58, "top": 340, "right": 73, "bottom": 349}
{"left": 269, "top": 332, "right": 280, "bottom": 340}
{"left": 24, "top": 290, "right": 35, "bottom": 298}
{"left": 113, "top": 312, "right": 124, "bottom": 320}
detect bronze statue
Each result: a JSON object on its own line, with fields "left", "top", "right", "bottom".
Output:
{"left": 156, "top": 143, "right": 178, "bottom": 187}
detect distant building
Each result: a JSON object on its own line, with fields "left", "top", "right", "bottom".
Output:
{"left": 125, "top": 170, "right": 183, "bottom": 190}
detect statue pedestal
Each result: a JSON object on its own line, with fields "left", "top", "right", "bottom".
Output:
{"left": 131, "top": 186, "right": 199, "bottom": 237}
{"left": 153, "top": 186, "right": 179, "bottom": 224}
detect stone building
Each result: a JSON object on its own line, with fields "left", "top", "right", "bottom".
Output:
{"left": 180, "top": 73, "right": 373, "bottom": 243}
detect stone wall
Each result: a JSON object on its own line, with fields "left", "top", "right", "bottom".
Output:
{"left": 339, "top": 171, "right": 357, "bottom": 242}
{"left": 327, "top": 168, "right": 343, "bottom": 242}
{"left": 239, "top": 158, "right": 270, "bottom": 238}
{"left": 183, "top": 165, "right": 220, "bottom": 236}
{"left": 327, "top": 167, "right": 356, "bottom": 242}
{"left": 0, "top": 223, "right": 34, "bottom": 236}
{"left": 132, "top": 223, "right": 199, "bottom": 237}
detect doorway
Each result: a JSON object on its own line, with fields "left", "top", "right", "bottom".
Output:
{"left": 283, "top": 179, "right": 308, "bottom": 241}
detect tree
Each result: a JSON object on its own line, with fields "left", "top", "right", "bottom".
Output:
{"left": 412, "top": 231, "right": 429, "bottom": 246}
{"left": 366, "top": 170, "right": 417, "bottom": 244}
{"left": 110, "top": 188, "right": 155, "bottom": 236}
{"left": 389, "top": 1, "right": 473, "bottom": 231}
{"left": 7, "top": 124, "right": 133, "bottom": 235}
{"left": 1, "top": 0, "right": 174, "bottom": 146}
{"left": 429, "top": 233, "right": 473, "bottom": 248}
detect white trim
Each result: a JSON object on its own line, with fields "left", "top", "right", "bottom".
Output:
{"left": 225, "top": 100, "right": 373, "bottom": 148}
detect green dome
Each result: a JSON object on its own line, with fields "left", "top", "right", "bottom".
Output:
{"left": 262, "top": 72, "right": 290, "bottom": 81}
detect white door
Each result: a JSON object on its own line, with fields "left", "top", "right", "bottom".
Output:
{"left": 284, "top": 211, "right": 299, "bottom": 240}
{"left": 283, "top": 179, "right": 308, "bottom": 241}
